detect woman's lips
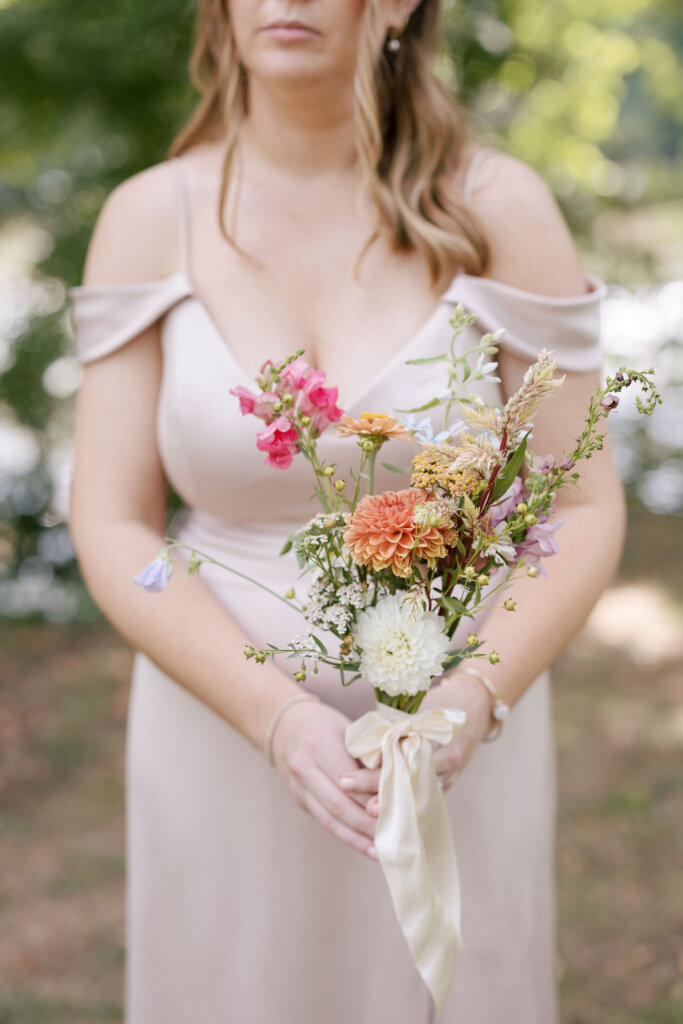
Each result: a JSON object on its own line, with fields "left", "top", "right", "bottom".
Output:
{"left": 261, "top": 21, "right": 321, "bottom": 40}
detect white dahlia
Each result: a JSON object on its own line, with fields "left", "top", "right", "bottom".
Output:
{"left": 353, "top": 594, "right": 451, "bottom": 697}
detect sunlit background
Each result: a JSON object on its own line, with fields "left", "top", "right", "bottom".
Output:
{"left": 0, "top": 0, "right": 681, "bottom": 1021}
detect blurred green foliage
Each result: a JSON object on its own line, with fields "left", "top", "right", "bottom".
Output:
{"left": 0, "top": 0, "right": 680, "bottom": 621}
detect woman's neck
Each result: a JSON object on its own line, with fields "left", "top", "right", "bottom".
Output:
{"left": 239, "top": 78, "right": 359, "bottom": 179}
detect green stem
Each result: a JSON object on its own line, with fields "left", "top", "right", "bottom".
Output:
{"left": 163, "top": 540, "right": 300, "bottom": 609}
{"left": 367, "top": 447, "right": 378, "bottom": 495}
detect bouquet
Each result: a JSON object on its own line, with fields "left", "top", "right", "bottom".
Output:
{"left": 133, "top": 304, "right": 659, "bottom": 1010}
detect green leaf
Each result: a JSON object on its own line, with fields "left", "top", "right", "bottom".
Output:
{"left": 280, "top": 534, "right": 295, "bottom": 555}
{"left": 491, "top": 434, "right": 529, "bottom": 501}
{"left": 439, "top": 595, "right": 470, "bottom": 617}
{"left": 381, "top": 462, "right": 410, "bottom": 474}
{"left": 404, "top": 353, "right": 449, "bottom": 365}
{"left": 394, "top": 398, "right": 441, "bottom": 414}
{"left": 311, "top": 635, "right": 328, "bottom": 655}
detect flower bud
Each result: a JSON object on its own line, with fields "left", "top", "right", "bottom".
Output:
{"left": 477, "top": 573, "right": 489, "bottom": 587}
{"left": 322, "top": 466, "right": 335, "bottom": 477}
{"left": 504, "top": 599, "right": 516, "bottom": 611}
{"left": 272, "top": 400, "right": 283, "bottom": 412}
{"left": 524, "top": 513, "right": 537, "bottom": 526}
{"left": 300, "top": 414, "right": 312, "bottom": 427}
{"left": 599, "top": 393, "right": 620, "bottom": 411}
{"left": 516, "top": 502, "right": 528, "bottom": 515}
{"left": 466, "top": 633, "right": 479, "bottom": 647}
{"left": 254, "top": 652, "right": 267, "bottom": 664}
{"left": 488, "top": 651, "right": 501, "bottom": 665}
{"left": 559, "top": 455, "right": 575, "bottom": 471}
{"left": 463, "top": 566, "right": 476, "bottom": 579}
{"left": 527, "top": 565, "right": 540, "bottom": 578}
{"left": 324, "top": 517, "right": 337, "bottom": 528}
{"left": 282, "top": 393, "right": 294, "bottom": 407}
{"left": 334, "top": 479, "right": 346, "bottom": 491}
{"left": 284, "top": 588, "right": 295, "bottom": 600}
{"left": 294, "top": 669, "right": 307, "bottom": 682}
{"left": 244, "top": 645, "right": 256, "bottom": 659}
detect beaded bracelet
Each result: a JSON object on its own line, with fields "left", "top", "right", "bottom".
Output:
{"left": 264, "top": 692, "right": 321, "bottom": 766}
{"left": 460, "top": 664, "right": 511, "bottom": 742}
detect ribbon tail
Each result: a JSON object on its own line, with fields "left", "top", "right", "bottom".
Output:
{"left": 375, "top": 733, "right": 463, "bottom": 1014}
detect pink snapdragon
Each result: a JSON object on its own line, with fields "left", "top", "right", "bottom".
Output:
{"left": 255, "top": 416, "right": 300, "bottom": 470}
{"left": 231, "top": 386, "right": 281, "bottom": 421}
{"left": 300, "top": 371, "right": 344, "bottom": 432}
{"left": 279, "top": 356, "right": 310, "bottom": 392}
{"left": 231, "top": 353, "right": 345, "bottom": 469}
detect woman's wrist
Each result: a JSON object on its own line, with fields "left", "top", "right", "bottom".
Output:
{"left": 435, "top": 668, "right": 509, "bottom": 742}
{"left": 264, "top": 691, "right": 321, "bottom": 765}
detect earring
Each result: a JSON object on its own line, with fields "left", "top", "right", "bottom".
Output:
{"left": 386, "top": 21, "right": 407, "bottom": 52}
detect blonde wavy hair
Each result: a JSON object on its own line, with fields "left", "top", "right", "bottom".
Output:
{"left": 167, "top": 0, "right": 490, "bottom": 287}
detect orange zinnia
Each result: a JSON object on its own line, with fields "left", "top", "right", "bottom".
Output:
{"left": 335, "top": 412, "right": 411, "bottom": 441}
{"left": 344, "top": 488, "right": 455, "bottom": 578}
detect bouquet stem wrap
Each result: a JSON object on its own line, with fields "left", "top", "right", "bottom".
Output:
{"left": 345, "top": 702, "right": 468, "bottom": 1012}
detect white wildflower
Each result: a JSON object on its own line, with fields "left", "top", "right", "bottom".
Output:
{"left": 353, "top": 594, "right": 451, "bottom": 697}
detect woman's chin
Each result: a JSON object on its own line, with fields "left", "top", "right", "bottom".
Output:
{"left": 252, "top": 58, "right": 331, "bottom": 89}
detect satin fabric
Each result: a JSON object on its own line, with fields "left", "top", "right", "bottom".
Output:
{"left": 67, "top": 151, "right": 604, "bottom": 1023}
{"left": 346, "top": 704, "right": 468, "bottom": 1012}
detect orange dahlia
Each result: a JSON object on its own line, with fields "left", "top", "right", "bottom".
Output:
{"left": 335, "top": 412, "right": 411, "bottom": 441}
{"left": 344, "top": 488, "right": 456, "bottom": 578}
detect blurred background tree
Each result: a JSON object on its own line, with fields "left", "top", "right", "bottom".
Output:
{"left": 0, "top": 0, "right": 681, "bottom": 621}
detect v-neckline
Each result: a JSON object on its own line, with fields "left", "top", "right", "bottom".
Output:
{"left": 174, "top": 268, "right": 463, "bottom": 413}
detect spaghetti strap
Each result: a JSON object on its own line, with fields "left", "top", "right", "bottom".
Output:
{"left": 463, "top": 146, "right": 496, "bottom": 202}
{"left": 172, "top": 156, "right": 191, "bottom": 279}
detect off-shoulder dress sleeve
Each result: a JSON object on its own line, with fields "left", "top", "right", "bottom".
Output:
{"left": 443, "top": 271, "right": 607, "bottom": 372}
{"left": 67, "top": 272, "right": 193, "bottom": 365}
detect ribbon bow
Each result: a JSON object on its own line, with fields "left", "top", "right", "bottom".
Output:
{"left": 345, "top": 702, "right": 467, "bottom": 1013}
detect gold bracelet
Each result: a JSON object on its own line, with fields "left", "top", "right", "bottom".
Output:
{"left": 460, "top": 664, "right": 510, "bottom": 742}
{"left": 264, "top": 692, "right": 321, "bottom": 766}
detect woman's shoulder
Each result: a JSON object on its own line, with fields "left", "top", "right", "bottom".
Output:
{"left": 76, "top": 158, "right": 182, "bottom": 290}
{"left": 462, "top": 147, "right": 589, "bottom": 299}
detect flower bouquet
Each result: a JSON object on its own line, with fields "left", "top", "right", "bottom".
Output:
{"left": 134, "top": 304, "right": 659, "bottom": 1010}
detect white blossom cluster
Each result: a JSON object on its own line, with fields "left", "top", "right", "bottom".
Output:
{"left": 302, "top": 573, "right": 355, "bottom": 633}
{"left": 294, "top": 512, "right": 347, "bottom": 565}
{"left": 291, "top": 632, "right": 321, "bottom": 669}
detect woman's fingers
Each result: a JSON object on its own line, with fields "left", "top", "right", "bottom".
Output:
{"left": 339, "top": 767, "right": 381, "bottom": 794}
{"left": 303, "top": 786, "right": 379, "bottom": 861}
{"left": 312, "top": 767, "right": 378, "bottom": 842}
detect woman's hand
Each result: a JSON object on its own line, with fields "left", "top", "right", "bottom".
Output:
{"left": 337, "top": 674, "right": 495, "bottom": 815}
{"left": 270, "top": 698, "right": 380, "bottom": 862}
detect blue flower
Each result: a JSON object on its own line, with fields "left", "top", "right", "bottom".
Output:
{"left": 399, "top": 414, "right": 452, "bottom": 444}
{"left": 133, "top": 555, "right": 173, "bottom": 593}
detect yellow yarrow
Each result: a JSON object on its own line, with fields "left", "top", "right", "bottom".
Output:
{"left": 410, "top": 450, "right": 483, "bottom": 499}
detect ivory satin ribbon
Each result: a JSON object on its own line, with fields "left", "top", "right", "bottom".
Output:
{"left": 345, "top": 702, "right": 468, "bottom": 1013}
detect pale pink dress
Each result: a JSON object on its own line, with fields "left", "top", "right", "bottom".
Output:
{"left": 68, "top": 148, "right": 606, "bottom": 1024}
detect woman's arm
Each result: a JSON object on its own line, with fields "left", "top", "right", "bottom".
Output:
{"left": 344, "top": 152, "right": 627, "bottom": 801}
{"left": 69, "top": 167, "right": 379, "bottom": 859}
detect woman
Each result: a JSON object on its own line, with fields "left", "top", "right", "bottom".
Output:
{"left": 67, "top": 0, "right": 626, "bottom": 1021}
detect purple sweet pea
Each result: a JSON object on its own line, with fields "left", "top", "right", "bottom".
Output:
{"left": 133, "top": 556, "right": 173, "bottom": 593}
{"left": 515, "top": 518, "right": 565, "bottom": 577}
{"left": 600, "top": 393, "right": 620, "bottom": 411}
{"left": 487, "top": 475, "right": 525, "bottom": 528}
{"left": 535, "top": 454, "right": 556, "bottom": 474}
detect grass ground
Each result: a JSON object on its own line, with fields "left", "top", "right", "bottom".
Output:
{"left": 0, "top": 508, "right": 681, "bottom": 1023}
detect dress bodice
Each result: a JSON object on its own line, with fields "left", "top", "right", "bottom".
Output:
{"left": 67, "top": 154, "right": 607, "bottom": 527}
